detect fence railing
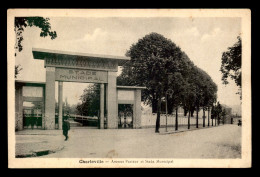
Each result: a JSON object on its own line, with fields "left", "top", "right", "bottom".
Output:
{"left": 69, "top": 114, "right": 98, "bottom": 120}
{"left": 141, "top": 113, "right": 209, "bottom": 128}
{"left": 69, "top": 114, "right": 99, "bottom": 127}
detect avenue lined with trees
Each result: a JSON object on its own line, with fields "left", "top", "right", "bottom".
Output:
{"left": 66, "top": 32, "right": 238, "bottom": 133}
{"left": 14, "top": 17, "right": 238, "bottom": 133}
{"left": 117, "top": 33, "right": 219, "bottom": 133}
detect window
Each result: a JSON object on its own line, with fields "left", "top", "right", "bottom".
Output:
{"left": 117, "top": 90, "right": 134, "bottom": 101}
{"left": 23, "top": 86, "right": 43, "bottom": 97}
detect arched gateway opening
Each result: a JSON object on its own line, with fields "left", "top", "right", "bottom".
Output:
{"left": 15, "top": 48, "right": 144, "bottom": 130}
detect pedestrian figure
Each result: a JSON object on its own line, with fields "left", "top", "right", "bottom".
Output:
{"left": 63, "top": 116, "right": 70, "bottom": 141}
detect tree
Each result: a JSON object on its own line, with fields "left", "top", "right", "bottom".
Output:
{"left": 124, "top": 33, "right": 184, "bottom": 133}
{"left": 192, "top": 66, "right": 204, "bottom": 128}
{"left": 220, "top": 36, "right": 241, "bottom": 98}
{"left": 68, "top": 104, "right": 78, "bottom": 115}
{"left": 181, "top": 65, "right": 203, "bottom": 129}
{"left": 211, "top": 105, "right": 216, "bottom": 126}
{"left": 181, "top": 81, "right": 196, "bottom": 129}
{"left": 179, "top": 62, "right": 199, "bottom": 130}
{"left": 14, "top": 17, "right": 57, "bottom": 78}
{"left": 221, "top": 108, "right": 227, "bottom": 125}
{"left": 15, "top": 65, "right": 22, "bottom": 78}
{"left": 168, "top": 72, "right": 186, "bottom": 131}
{"left": 211, "top": 105, "right": 215, "bottom": 126}
{"left": 196, "top": 67, "right": 217, "bottom": 128}
{"left": 213, "top": 102, "right": 223, "bottom": 125}
{"left": 119, "top": 32, "right": 218, "bottom": 132}
{"left": 76, "top": 84, "right": 100, "bottom": 117}
{"left": 185, "top": 64, "right": 218, "bottom": 129}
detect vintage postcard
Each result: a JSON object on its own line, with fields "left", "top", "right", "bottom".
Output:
{"left": 7, "top": 9, "right": 251, "bottom": 168}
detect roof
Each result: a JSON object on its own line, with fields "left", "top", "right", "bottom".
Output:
{"left": 15, "top": 80, "right": 46, "bottom": 85}
{"left": 15, "top": 81, "right": 146, "bottom": 90}
{"left": 32, "top": 48, "right": 130, "bottom": 66}
{"left": 117, "top": 86, "right": 146, "bottom": 90}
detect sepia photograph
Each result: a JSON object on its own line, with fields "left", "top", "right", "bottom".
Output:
{"left": 7, "top": 9, "right": 251, "bottom": 168}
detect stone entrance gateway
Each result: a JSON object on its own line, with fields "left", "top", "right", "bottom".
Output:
{"left": 31, "top": 48, "right": 144, "bottom": 130}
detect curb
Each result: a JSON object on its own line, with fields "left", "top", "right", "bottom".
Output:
{"left": 159, "top": 125, "right": 224, "bottom": 135}
{"left": 16, "top": 146, "right": 64, "bottom": 158}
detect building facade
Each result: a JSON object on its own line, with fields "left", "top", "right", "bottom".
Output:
{"left": 15, "top": 48, "right": 145, "bottom": 131}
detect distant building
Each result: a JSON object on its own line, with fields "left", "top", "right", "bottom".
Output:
{"left": 15, "top": 80, "right": 145, "bottom": 131}
{"left": 221, "top": 104, "right": 233, "bottom": 124}
{"left": 231, "top": 105, "right": 242, "bottom": 117}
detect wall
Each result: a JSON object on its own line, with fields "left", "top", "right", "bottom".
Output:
{"left": 15, "top": 85, "right": 23, "bottom": 131}
{"left": 117, "top": 88, "right": 142, "bottom": 129}
{"left": 141, "top": 113, "right": 209, "bottom": 128}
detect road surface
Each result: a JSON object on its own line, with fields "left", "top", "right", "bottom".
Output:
{"left": 38, "top": 124, "right": 241, "bottom": 158}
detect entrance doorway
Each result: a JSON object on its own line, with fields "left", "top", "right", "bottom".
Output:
{"left": 118, "top": 104, "right": 133, "bottom": 129}
{"left": 56, "top": 82, "right": 102, "bottom": 129}
{"left": 21, "top": 85, "right": 44, "bottom": 129}
{"left": 23, "top": 101, "right": 43, "bottom": 129}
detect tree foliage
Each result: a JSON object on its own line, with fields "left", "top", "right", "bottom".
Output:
{"left": 15, "top": 17, "right": 57, "bottom": 53}
{"left": 211, "top": 102, "right": 223, "bottom": 125}
{"left": 221, "top": 108, "right": 227, "bottom": 124}
{"left": 122, "top": 33, "right": 187, "bottom": 132}
{"left": 118, "top": 32, "right": 218, "bottom": 132}
{"left": 14, "top": 17, "right": 57, "bottom": 78}
{"left": 220, "top": 36, "right": 241, "bottom": 97}
{"left": 55, "top": 98, "right": 72, "bottom": 115}
{"left": 76, "top": 32, "right": 218, "bottom": 132}
{"left": 15, "top": 65, "right": 22, "bottom": 78}
{"left": 76, "top": 84, "right": 100, "bottom": 117}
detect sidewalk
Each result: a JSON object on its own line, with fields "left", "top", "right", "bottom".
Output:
{"left": 15, "top": 130, "right": 65, "bottom": 157}
{"left": 158, "top": 124, "right": 222, "bottom": 134}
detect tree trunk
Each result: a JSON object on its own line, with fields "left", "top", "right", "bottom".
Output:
{"left": 208, "top": 107, "right": 210, "bottom": 127}
{"left": 152, "top": 97, "right": 158, "bottom": 113}
{"left": 175, "top": 107, "right": 178, "bottom": 131}
{"left": 215, "top": 116, "right": 216, "bottom": 126}
{"left": 203, "top": 108, "right": 205, "bottom": 127}
{"left": 184, "top": 107, "right": 188, "bottom": 116}
{"left": 188, "top": 110, "right": 190, "bottom": 129}
{"left": 217, "top": 115, "right": 220, "bottom": 125}
{"left": 155, "top": 97, "right": 161, "bottom": 133}
{"left": 191, "top": 107, "right": 195, "bottom": 117}
{"left": 168, "top": 99, "right": 174, "bottom": 114}
{"left": 196, "top": 106, "right": 199, "bottom": 128}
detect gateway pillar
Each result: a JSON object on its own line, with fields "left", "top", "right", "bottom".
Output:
{"left": 44, "top": 67, "right": 56, "bottom": 129}
{"left": 58, "top": 81, "right": 63, "bottom": 130}
{"left": 134, "top": 89, "right": 142, "bottom": 128}
{"left": 106, "top": 72, "right": 117, "bottom": 128}
{"left": 100, "top": 83, "right": 105, "bottom": 129}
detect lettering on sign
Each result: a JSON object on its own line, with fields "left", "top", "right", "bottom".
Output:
{"left": 45, "top": 58, "right": 118, "bottom": 71}
{"left": 55, "top": 68, "right": 108, "bottom": 83}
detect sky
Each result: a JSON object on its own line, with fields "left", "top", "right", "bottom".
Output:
{"left": 15, "top": 17, "right": 242, "bottom": 107}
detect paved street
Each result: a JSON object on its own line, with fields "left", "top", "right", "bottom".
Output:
{"left": 16, "top": 124, "right": 241, "bottom": 159}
